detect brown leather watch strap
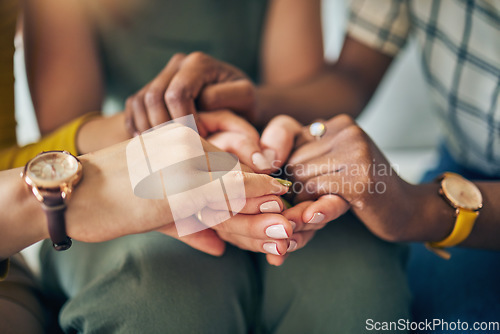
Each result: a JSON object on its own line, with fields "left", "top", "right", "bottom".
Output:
{"left": 42, "top": 192, "right": 72, "bottom": 251}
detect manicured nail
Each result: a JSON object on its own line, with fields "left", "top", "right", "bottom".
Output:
{"left": 266, "top": 225, "right": 289, "bottom": 239}
{"left": 263, "top": 242, "right": 280, "bottom": 255}
{"left": 289, "top": 220, "right": 297, "bottom": 231}
{"left": 263, "top": 149, "right": 276, "bottom": 164}
{"left": 307, "top": 212, "right": 325, "bottom": 224}
{"left": 260, "top": 201, "right": 281, "bottom": 213}
{"left": 252, "top": 152, "right": 272, "bottom": 170}
{"left": 287, "top": 239, "right": 297, "bottom": 252}
{"left": 275, "top": 178, "right": 292, "bottom": 187}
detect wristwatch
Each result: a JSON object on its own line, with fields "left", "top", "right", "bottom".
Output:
{"left": 425, "top": 172, "right": 483, "bottom": 259}
{"left": 21, "top": 151, "right": 83, "bottom": 251}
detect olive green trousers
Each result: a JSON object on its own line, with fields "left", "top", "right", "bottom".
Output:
{"left": 40, "top": 214, "right": 410, "bottom": 334}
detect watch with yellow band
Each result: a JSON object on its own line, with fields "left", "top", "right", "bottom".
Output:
{"left": 425, "top": 172, "right": 483, "bottom": 259}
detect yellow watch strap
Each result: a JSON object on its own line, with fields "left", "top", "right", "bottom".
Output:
{"left": 426, "top": 208, "right": 478, "bottom": 259}
{"left": 429, "top": 208, "right": 478, "bottom": 248}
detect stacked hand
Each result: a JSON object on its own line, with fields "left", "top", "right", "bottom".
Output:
{"left": 124, "top": 52, "right": 256, "bottom": 137}
{"left": 121, "top": 51, "right": 408, "bottom": 266}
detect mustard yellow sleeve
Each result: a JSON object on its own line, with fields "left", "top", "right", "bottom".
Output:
{"left": 0, "top": 112, "right": 98, "bottom": 170}
{"left": 0, "top": 0, "right": 18, "bottom": 150}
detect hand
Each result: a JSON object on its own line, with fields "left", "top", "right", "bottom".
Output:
{"left": 288, "top": 114, "right": 414, "bottom": 242}
{"left": 204, "top": 110, "right": 279, "bottom": 173}
{"left": 64, "top": 122, "right": 290, "bottom": 257}
{"left": 124, "top": 52, "right": 256, "bottom": 137}
{"left": 206, "top": 113, "right": 311, "bottom": 173}
{"left": 204, "top": 113, "right": 351, "bottom": 265}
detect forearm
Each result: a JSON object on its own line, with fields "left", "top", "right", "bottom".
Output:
{"left": 24, "top": 0, "right": 104, "bottom": 134}
{"left": 255, "top": 36, "right": 393, "bottom": 126}
{"left": 76, "top": 113, "right": 131, "bottom": 154}
{"left": 0, "top": 112, "right": 129, "bottom": 170}
{"left": 0, "top": 167, "right": 47, "bottom": 260}
{"left": 402, "top": 182, "right": 500, "bottom": 250}
{"left": 255, "top": 65, "right": 367, "bottom": 126}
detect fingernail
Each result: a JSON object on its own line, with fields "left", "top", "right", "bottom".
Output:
{"left": 265, "top": 225, "right": 289, "bottom": 239}
{"left": 263, "top": 149, "right": 276, "bottom": 164}
{"left": 252, "top": 152, "right": 272, "bottom": 170}
{"left": 275, "top": 178, "right": 292, "bottom": 187}
{"left": 263, "top": 242, "right": 281, "bottom": 255}
{"left": 287, "top": 239, "right": 297, "bottom": 252}
{"left": 289, "top": 220, "right": 297, "bottom": 231}
{"left": 260, "top": 201, "right": 281, "bottom": 213}
{"left": 307, "top": 212, "right": 325, "bottom": 224}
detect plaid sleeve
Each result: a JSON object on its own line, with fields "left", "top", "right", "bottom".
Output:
{"left": 347, "top": 0, "right": 411, "bottom": 56}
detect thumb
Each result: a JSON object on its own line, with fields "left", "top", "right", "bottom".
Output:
{"left": 260, "top": 115, "right": 302, "bottom": 171}
{"left": 179, "top": 228, "right": 227, "bottom": 257}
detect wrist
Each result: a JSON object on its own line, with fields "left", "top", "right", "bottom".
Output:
{"left": 77, "top": 113, "right": 131, "bottom": 154}
{"left": 254, "top": 86, "right": 277, "bottom": 127}
{"left": 401, "top": 183, "right": 456, "bottom": 242}
{"left": 1, "top": 168, "right": 49, "bottom": 258}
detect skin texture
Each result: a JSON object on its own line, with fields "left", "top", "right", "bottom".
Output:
{"left": 0, "top": 123, "right": 291, "bottom": 260}
{"left": 283, "top": 114, "right": 500, "bottom": 250}
{"left": 24, "top": 0, "right": 103, "bottom": 135}
{"left": 22, "top": 0, "right": 500, "bottom": 255}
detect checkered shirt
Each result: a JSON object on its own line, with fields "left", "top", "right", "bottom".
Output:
{"left": 348, "top": 0, "right": 500, "bottom": 176}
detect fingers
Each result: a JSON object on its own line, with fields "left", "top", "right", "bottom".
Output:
{"left": 143, "top": 54, "right": 186, "bottom": 126}
{"left": 123, "top": 54, "right": 185, "bottom": 135}
{"left": 216, "top": 230, "right": 290, "bottom": 256}
{"left": 207, "top": 194, "right": 284, "bottom": 214}
{"left": 281, "top": 195, "right": 349, "bottom": 231}
{"left": 202, "top": 110, "right": 274, "bottom": 173}
{"left": 260, "top": 115, "right": 302, "bottom": 171}
{"left": 198, "top": 80, "right": 256, "bottom": 118}
{"left": 199, "top": 110, "right": 259, "bottom": 141}
{"left": 288, "top": 114, "right": 356, "bottom": 165}
{"left": 300, "top": 194, "right": 350, "bottom": 226}
{"left": 125, "top": 89, "right": 151, "bottom": 134}
{"left": 287, "top": 137, "right": 332, "bottom": 167}
{"left": 280, "top": 201, "right": 325, "bottom": 232}
{"left": 208, "top": 132, "right": 271, "bottom": 172}
{"left": 210, "top": 171, "right": 289, "bottom": 201}
{"left": 164, "top": 53, "right": 232, "bottom": 136}
{"left": 265, "top": 230, "right": 317, "bottom": 266}
{"left": 200, "top": 210, "right": 293, "bottom": 241}
{"left": 156, "top": 217, "right": 226, "bottom": 257}
{"left": 293, "top": 174, "right": 351, "bottom": 203}
{"left": 265, "top": 253, "right": 289, "bottom": 266}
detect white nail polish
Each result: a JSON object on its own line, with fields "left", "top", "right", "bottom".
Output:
{"left": 266, "top": 225, "right": 289, "bottom": 239}
{"left": 259, "top": 201, "right": 281, "bottom": 213}
{"left": 307, "top": 212, "right": 325, "bottom": 224}
{"left": 263, "top": 149, "right": 276, "bottom": 164}
{"left": 252, "top": 152, "right": 272, "bottom": 170}
{"left": 287, "top": 239, "right": 297, "bottom": 252}
{"left": 263, "top": 242, "right": 280, "bottom": 255}
{"left": 289, "top": 220, "right": 297, "bottom": 231}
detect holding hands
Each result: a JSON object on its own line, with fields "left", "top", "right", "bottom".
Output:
{"left": 121, "top": 51, "right": 407, "bottom": 265}
{"left": 124, "top": 52, "right": 257, "bottom": 137}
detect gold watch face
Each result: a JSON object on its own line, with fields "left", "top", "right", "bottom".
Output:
{"left": 26, "top": 151, "right": 82, "bottom": 189}
{"left": 441, "top": 173, "right": 482, "bottom": 211}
